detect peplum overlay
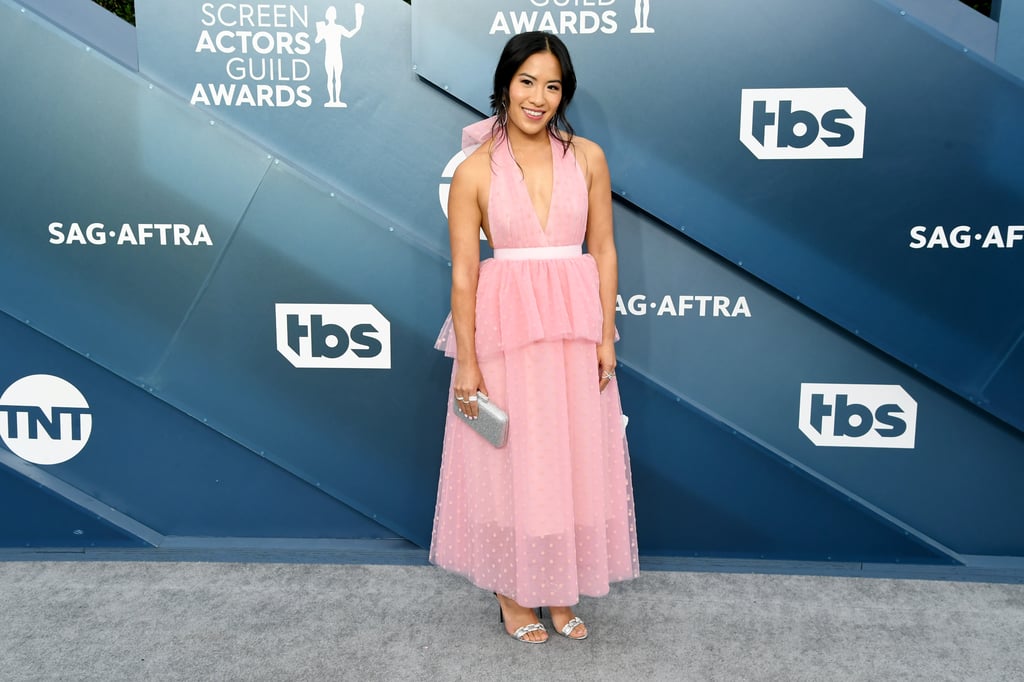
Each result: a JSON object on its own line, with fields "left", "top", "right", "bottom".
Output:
{"left": 433, "top": 253, "right": 604, "bottom": 360}
{"left": 430, "top": 117, "right": 639, "bottom": 607}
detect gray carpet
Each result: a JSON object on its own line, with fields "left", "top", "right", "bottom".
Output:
{"left": 1, "top": 561, "right": 1022, "bottom": 681}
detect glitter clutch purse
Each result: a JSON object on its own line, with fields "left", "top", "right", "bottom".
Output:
{"left": 452, "top": 391, "right": 509, "bottom": 448}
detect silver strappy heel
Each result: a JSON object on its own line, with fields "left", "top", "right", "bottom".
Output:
{"left": 495, "top": 594, "right": 548, "bottom": 644}
{"left": 555, "top": 616, "right": 588, "bottom": 640}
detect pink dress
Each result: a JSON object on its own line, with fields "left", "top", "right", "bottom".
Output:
{"left": 430, "top": 118, "right": 639, "bottom": 607}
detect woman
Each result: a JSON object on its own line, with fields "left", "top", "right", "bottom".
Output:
{"left": 431, "top": 31, "right": 639, "bottom": 644}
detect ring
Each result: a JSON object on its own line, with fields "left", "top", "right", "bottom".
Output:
{"left": 455, "top": 396, "right": 466, "bottom": 402}
{"left": 602, "top": 372, "right": 616, "bottom": 379}
{"left": 467, "top": 395, "right": 478, "bottom": 402}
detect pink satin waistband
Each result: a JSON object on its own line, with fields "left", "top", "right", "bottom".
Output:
{"left": 492, "top": 245, "right": 583, "bottom": 261}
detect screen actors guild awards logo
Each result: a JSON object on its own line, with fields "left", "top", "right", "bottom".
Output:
{"left": 316, "top": 3, "right": 365, "bottom": 108}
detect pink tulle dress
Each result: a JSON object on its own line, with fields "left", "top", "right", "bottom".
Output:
{"left": 430, "top": 117, "right": 639, "bottom": 607}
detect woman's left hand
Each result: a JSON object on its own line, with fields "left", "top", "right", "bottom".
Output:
{"left": 597, "top": 341, "right": 616, "bottom": 392}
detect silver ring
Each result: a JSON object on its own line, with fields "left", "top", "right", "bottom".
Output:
{"left": 602, "top": 372, "right": 616, "bottom": 379}
{"left": 467, "top": 395, "right": 479, "bottom": 402}
{"left": 455, "top": 396, "right": 466, "bottom": 402}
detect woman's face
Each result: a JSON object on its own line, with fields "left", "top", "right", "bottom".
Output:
{"left": 506, "top": 51, "right": 563, "bottom": 136}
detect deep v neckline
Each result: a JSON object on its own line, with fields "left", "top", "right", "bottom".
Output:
{"left": 508, "top": 135, "right": 557, "bottom": 235}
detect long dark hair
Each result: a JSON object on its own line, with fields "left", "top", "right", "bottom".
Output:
{"left": 490, "top": 31, "right": 577, "bottom": 154}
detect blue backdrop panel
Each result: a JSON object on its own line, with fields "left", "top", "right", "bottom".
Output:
{"left": 1, "top": 0, "right": 1022, "bottom": 564}
{"left": 412, "top": 0, "right": 1024, "bottom": 431}
{"left": 149, "top": 161, "right": 452, "bottom": 546}
{"left": 0, "top": 310, "right": 392, "bottom": 540}
{"left": 0, "top": 463, "right": 144, "bottom": 548}
{"left": 612, "top": 201, "right": 1024, "bottom": 556}
{"left": 0, "top": 3, "right": 271, "bottom": 382}
{"left": 996, "top": 0, "right": 1024, "bottom": 76}
{"left": 617, "top": 367, "right": 951, "bottom": 563}
{"left": 136, "top": 0, "right": 475, "bottom": 259}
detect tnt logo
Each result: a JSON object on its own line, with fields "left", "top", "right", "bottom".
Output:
{"left": 740, "top": 88, "right": 866, "bottom": 160}
{"left": 276, "top": 304, "right": 391, "bottom": 369}
{"left": 799, "top": 383, "right": 917, "bottom": 449}
{"left": 0, "top": 375, "right": 92, "bottom": 465}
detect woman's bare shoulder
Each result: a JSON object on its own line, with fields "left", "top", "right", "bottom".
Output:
{"left": 452, "top": 143, "right": 492, "bottom": 185}
{"left": 570, "top": 135, "right": 607, "bottom": 162}
{"left": 569, "top": 135, "right": 608, "bottom": 182}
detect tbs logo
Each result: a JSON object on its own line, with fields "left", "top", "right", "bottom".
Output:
{"left": 0, "top": 375, "right": 92, "bottom": 465}
{"left": 798, "top": 384, "right": 917, "bottom": 449}
{"left": 276, "top": 304, "right": 391, "bottom": 369}
{"left": 740, "top": 88, "right": 866, "bottom": 160}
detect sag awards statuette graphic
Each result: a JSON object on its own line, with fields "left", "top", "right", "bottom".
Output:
{"left": 316, "top": 3, "right": 365, "bottom": 108}
{"left": 630, "top": 0, "right": 654, "bottom": 33}
{"left": 191, "top": 2, "right": 364, "bottom": 109}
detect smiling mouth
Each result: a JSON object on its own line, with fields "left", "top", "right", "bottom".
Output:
{"left": 523, "top": 108, "right": 545, "bottom": 120}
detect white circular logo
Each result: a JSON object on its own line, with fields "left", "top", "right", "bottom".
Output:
{"left": 0, "top": 375, "right": 92, "bottom": 465}
{"left": 439, "top": 149, "right": 471, "bottom": 220}
{"left": 439, "top": 146, "right": 486, "bottom": 240}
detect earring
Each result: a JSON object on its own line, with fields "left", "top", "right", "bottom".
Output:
{"left": 500, "top": 92, "right": 511, "bottom": 126}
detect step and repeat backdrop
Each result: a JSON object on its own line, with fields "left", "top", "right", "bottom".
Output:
{"left": 0, "top": 0, "right": 1022, "bottom": 561}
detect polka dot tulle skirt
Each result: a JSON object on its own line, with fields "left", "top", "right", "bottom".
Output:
{"left": 429, "top": 338, "right": 640, "bottom": 607}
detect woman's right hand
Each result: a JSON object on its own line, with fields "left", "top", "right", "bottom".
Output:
{"left": 453, "top": 361, "right": 488, "bottom": 420}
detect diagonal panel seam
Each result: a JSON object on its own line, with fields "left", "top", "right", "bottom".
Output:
{"left": 978, "top": 326, "right": 1024, "bottom": 395}
{"left": 146, "top": 159, "right": 274, "bottom": 383}
{"left": 0, "top": 447, "right": 164, "bottom": 547}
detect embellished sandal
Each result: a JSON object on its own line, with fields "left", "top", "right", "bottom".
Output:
{"left": 555, "top": 616, "right": 588, "bottom": 640}
{"left": 509, "top": 621, "right": 548, "bottom": 643}
{"left": 496, "top": 594, "right": 548, "bottom": 644}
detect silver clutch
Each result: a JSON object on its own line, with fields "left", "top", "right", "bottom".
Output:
{"left": 452, "top": 391, "right": 509, "bottom": 448}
